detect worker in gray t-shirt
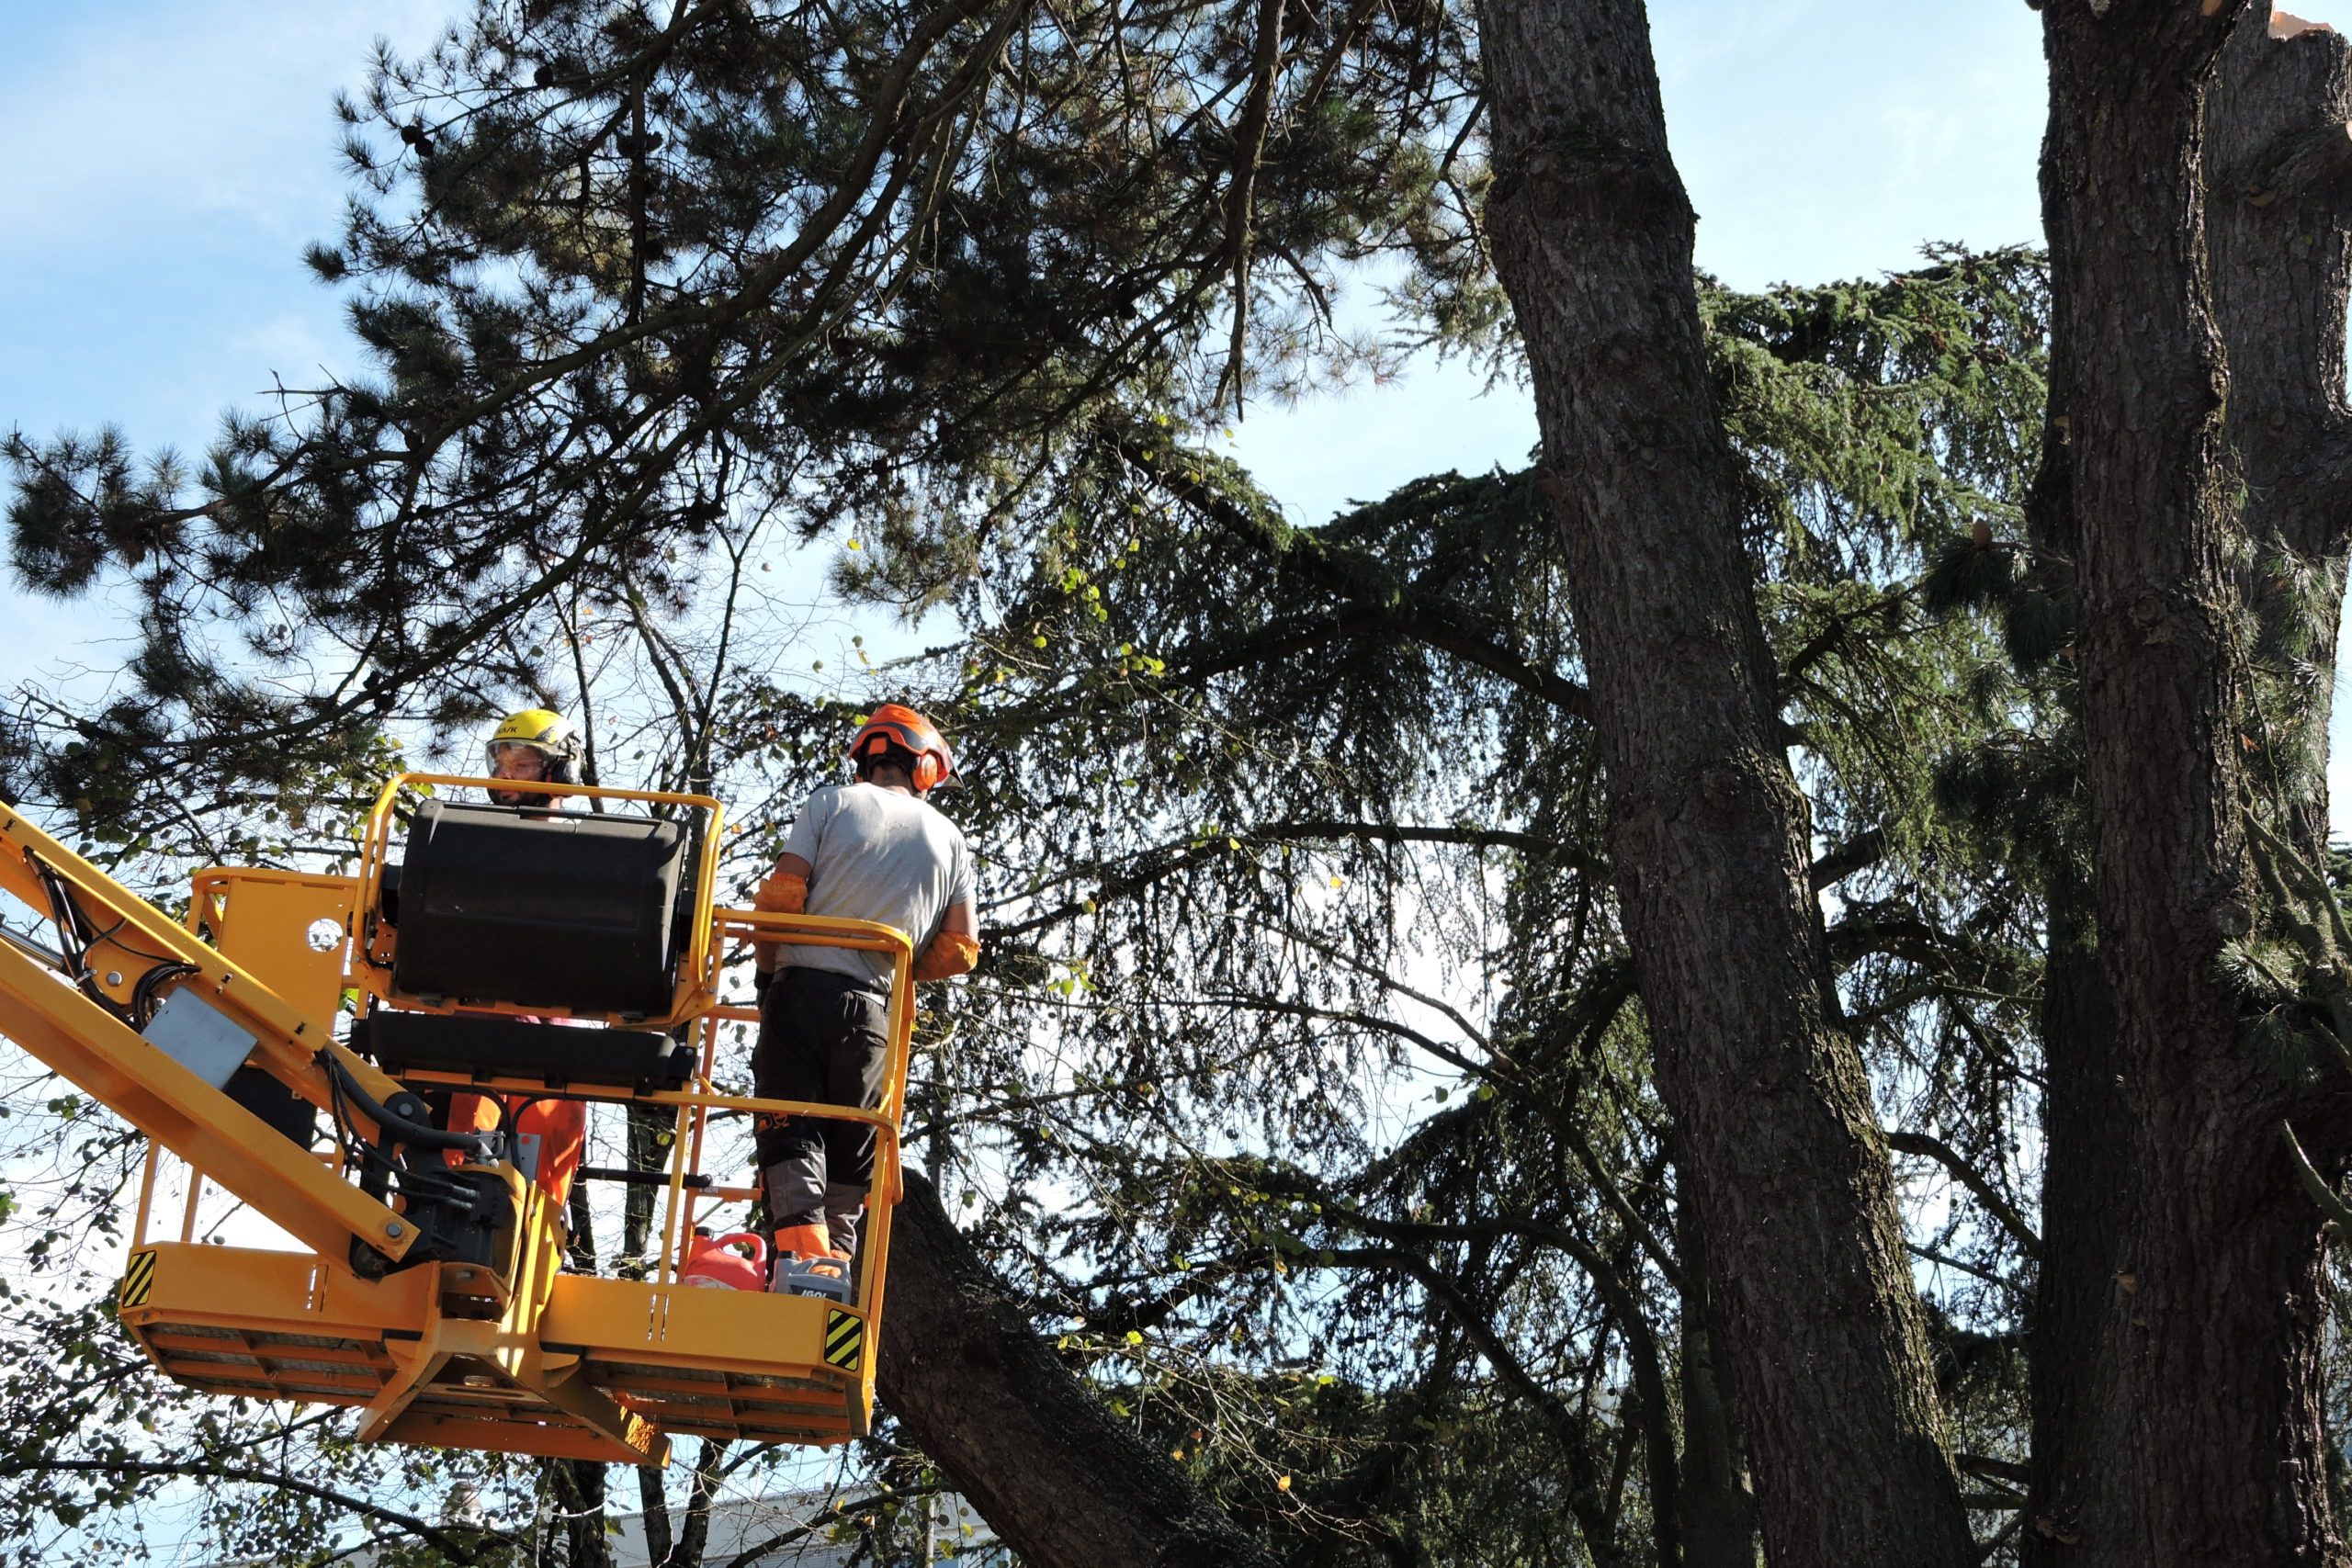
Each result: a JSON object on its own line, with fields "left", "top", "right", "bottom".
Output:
{"left": 750, "top": 704, "right": 978, "bottom": 1287}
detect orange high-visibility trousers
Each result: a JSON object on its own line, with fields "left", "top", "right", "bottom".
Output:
{"left": 443, "top": 1093, "right": 586, "bottom": 1207}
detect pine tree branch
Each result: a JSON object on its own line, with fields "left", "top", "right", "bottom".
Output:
{"left": 1777, "top": 587, "right": 1917, "bottom": 700}
{"left": 1314, "top": 1201, "right": 1691, "bottom": 1306}
{"left": 1257, "top": 818, "right": 1556, "bottom": 856}
{"left": 1111, "top": 428, "right": 1594, "bottom": 718}
{"left": 402, "top": 0, "right": 1013, "bottom": 457}
{"left": 1958, "top": 1452, "right": 2032, "bottom": 1489}
{"left": 1884, "top": 1131, "right": 2041, "bottom": 1258}
{"left": 715, "top": 1489, "right": 934, "bottom": 1568}
{"left": 1217, "top": 0, "right": 1287, "bottom": 409}
{"left": 1809, "top": 827, "right": 1887, "bottom": 890}
{"left": 1066, "top": 1247, "right": 1271, "bottom": 1336}
{"left": 0, "top": 1460, "right": 514, "bottom": 1562}
{"left": 1157, "top": 605, "right": 1387, "bottom": 682}
{"left": 1293, "top": 0, "right": 1387, "bottom": 116}
{"left": 2281, "top": 1120, "right": 2352, "bottom": 1231}
{"left": 13, "top": 0, "right": 1027, "bottom": 791}
{"left": 1905, "top": 1242, "right": 2024, "bottom": 1298}
{"left": 1320, "top": 1246, "right": 1631, "bottom": 1565}
{"left": 1331, "top": 1212, "right": 1684, "bottom": 1565}
{"left": 1207, "top": 993, "right": 1522, "bottom": 1093}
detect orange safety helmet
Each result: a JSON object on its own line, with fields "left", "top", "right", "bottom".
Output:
{"left": 846, "top": 703, "right": 954, "bottom": 793}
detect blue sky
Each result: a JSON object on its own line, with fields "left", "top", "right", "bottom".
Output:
{"left": 1233, "top": 0, "right": 2058, "bottom": 518}
{"left": 6, "top": 0, "right": 2350, "bottom": 807}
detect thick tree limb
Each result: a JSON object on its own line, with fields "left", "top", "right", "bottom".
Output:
{"left": 877, "top": 1168, "right": 1275, "bottom": 1568}
{"left": 1959, "top": 1452, "right": 2032, "bottom": 1490}
{"left": 1808, "top": 828, "right": 1886, "bottom": 891}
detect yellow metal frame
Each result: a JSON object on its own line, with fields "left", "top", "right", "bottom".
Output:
{"left": 188, "top": 866, "right": 360, "bottom": 1025}
{"left": 1, "top": 783, "right": 921, "bottom": 1464}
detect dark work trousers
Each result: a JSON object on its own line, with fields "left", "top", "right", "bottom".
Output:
{"left": 754, "top": 966, "right": 891, "bottom": 1256}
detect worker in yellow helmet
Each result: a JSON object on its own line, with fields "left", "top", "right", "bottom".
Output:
{"left": 751, "top": 703, "right": 979, "bottom": 1292}
{"left": 435, "top": 708, "right": 591, "bottom": 1211}
{"left": 484, "top": 708, "right": 585, "bottom": 807}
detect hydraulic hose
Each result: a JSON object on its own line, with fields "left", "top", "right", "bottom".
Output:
{"left": 325, "top": 1055, "right": 499, "bottom": 1163}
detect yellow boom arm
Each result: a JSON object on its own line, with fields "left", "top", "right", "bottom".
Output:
{"left": 0, "top": 801, "right": 423, "bottom": 1268}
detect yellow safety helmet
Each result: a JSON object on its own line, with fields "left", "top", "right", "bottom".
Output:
{"left": 486, "top": 708, "right": 584, "bottom": 784}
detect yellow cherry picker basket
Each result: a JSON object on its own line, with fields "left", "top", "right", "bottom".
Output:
{"left": 0, "top": 774, "right": 913, "bottom": 1467}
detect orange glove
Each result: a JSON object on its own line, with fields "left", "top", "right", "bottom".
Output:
{"left": 754, "top": 871, "right": 808, "bottom": 915}
{"left": 912, "top": 931, "right": 980, "bottom": 981}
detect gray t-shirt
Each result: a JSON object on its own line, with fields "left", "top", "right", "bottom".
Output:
{"left": 775, "top": 782, "right": 977, "bottom": 991}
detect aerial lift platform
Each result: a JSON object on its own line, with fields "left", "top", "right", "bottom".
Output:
{"left": 0, "top": 774, "right": 916, "bottom": 1467}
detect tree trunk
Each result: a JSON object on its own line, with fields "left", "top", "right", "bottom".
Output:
{"left": 877, "top": 1169, "right": 1276, "bottom": 1568}
{"left": 2022, "top": 905, "right": 2125, "bottom": 1564}
{"left": 1673, "top": 1178, "right": 1758, "bottom": 1568}
{"left": 2030, "top": 3, "right": 2346, "bottom": 1562}
{"left": 2208, "top": 10, "right": 2352, "bottom": 858}
{"left": 552, "top": 1458, "right": 611, "bottom": 1568}
{"left": 1475, "top": 3, "right": 1973, "bottom": 1564}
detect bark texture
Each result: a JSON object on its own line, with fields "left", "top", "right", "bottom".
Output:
{"left": 2211, "top": 16, "right": 2352, "bottom": 569}
{"left": 2022, "top": 907, "right": 2124, "bottom": 1564}
{"left": 2211, "top": 12, "right": 2352, "bottom": 855}
{"left": 2028, "top": 4, "right": 2349, "bottom": 1562}
{"left": 1672, "top": 1179, "right": 1759, "bottom": 1568}
{"left": 876, "top": 1169, "right": 1276, "bottom": 1568}
{"left": 1475, "top": 2, "right": 1972, "bottom": 1562}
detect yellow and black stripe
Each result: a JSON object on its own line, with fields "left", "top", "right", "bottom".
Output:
{"left": 824, "top": 1308, "right": 864, "bottom": 1371}
{"left": 119, "top": 1248, "right": 157, "bottom": 1310}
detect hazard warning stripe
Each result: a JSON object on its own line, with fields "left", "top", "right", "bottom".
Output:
{"left": 119, "top": 1249, "right": 158, "bottom": 1310}
{"left": 824, "top": 1309, "right": 864, "bottom": 1371}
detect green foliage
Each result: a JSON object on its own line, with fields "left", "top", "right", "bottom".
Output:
{"left": 6, "top": 0, "right": 1485, "bottom": 842}
{"left": 758, "top": 246, "right": 2052, "bottom": 1563}
{"left": 0, "top": 241, "right": 2065, "bottom": 1563}
{"left": 4, "top": 1, "right": 2071, "bottom": 1546}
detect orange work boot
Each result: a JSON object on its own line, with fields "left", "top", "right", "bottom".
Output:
{"left": 769, "top": 1224, "right": 852, "bottom": 1300}
{"left": 773, "top": 1223, "right": 834, "bottom": 1260}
